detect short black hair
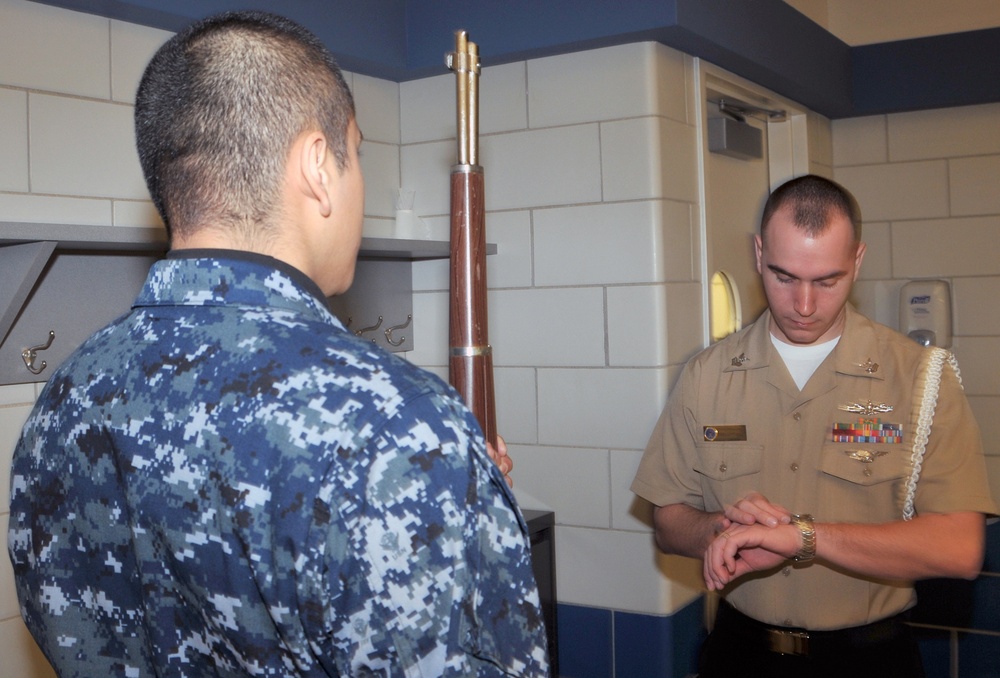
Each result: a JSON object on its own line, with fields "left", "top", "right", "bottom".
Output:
{"left": 134, "top": 11, "right": 355, "bottom": 239}
{"left": 760, "top": 174, "right": 861, "bottom": 242}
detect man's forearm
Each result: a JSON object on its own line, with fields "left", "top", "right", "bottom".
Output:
{"left": 653, "top": 503, "right": 728, "bottom": 559}
{"left": 815, "top": 511, "right": 985, "bottom": 581}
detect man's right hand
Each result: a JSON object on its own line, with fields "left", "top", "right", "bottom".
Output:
{"left": 724, "top": 491, "right": 792, "bottom": 528}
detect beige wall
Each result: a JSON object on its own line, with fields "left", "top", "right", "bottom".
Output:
{"left": 834, "top": 104, "right": 1000, "bottom": 503}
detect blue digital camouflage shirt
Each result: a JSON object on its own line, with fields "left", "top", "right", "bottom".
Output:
{"left": 8, "top": 251, "right": 549, "bottom": 677}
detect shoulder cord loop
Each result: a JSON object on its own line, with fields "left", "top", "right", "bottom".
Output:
{"left": 903, "top": 348, "right": 962, "bottom": 520}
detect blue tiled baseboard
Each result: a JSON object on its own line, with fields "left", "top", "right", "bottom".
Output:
{"left": 555, "top": 598, "right": 704, "bottom": 678}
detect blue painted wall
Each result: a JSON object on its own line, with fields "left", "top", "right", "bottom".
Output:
{"left": 30, "top": 0, "right": 1000, "bottom": 119}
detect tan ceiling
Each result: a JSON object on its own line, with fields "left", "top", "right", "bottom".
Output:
{"left": 784, "top": 0, "right": 1000, "bottom": 45}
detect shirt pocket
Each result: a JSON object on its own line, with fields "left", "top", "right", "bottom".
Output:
{"left": 819, "top": 443, "right": 910, "bottom": 486}
{"left": 694, "top": 442, "right": 763, "bottom": 481}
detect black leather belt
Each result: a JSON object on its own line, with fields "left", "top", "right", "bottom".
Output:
{"left": 717, "top": 601, "right": 910, "bottom": 657}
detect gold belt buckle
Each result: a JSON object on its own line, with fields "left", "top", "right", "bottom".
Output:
{"left": 767, "top": 628, "right": 810, "bottom": 655}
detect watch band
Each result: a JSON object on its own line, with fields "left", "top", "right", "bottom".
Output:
{"left": 790, "top": 513, "right": 816, "bottom": 562}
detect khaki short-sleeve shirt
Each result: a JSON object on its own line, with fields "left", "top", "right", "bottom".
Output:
{"left": 632, "top": 307, "right": 997, "bottom": 630}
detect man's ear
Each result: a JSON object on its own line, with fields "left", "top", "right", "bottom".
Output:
{"left": 753, "top": 233, "right": 764, "bottom": 275}
{"left": 299, "top": 132, "right": 333, "bottom": 218}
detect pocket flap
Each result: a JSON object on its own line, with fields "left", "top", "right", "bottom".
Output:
{"left": 820, "top": 444, "right": 908, "bottom": 486}
{"left": 694, "top": 443, "right": 763, "bottom": 481}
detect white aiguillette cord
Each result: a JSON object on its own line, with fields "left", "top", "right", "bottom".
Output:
{"left": 903, "top": 347, "right": 961, "bottom": 520}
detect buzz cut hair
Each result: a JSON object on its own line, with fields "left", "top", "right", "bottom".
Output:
{"left": 760, "top": 174, "right": 862, "bottom": 243}
{"left": 134, "top": 11, "right": 355, "bottom": 240}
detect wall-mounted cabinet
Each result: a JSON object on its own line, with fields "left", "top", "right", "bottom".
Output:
{"left": 0, "top": 222, "right": 485, "bottom": 386}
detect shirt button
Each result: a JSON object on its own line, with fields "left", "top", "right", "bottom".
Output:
{"left": 784, "top": 619, "right": 794, "bottom": 627}
{"left": 790, "top": 463, "right": 799, "bottom": 472}
{"left": 719, "top": 463, "right": 728, "bottom": 473}
{"left": 782, "top": 567, "right": 792, "bottom": 576}
{"left": 793, "top": 412, "right": 802, "bottom": 421}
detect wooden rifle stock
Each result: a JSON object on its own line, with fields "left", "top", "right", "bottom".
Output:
{"left": 446, "top": 31, "right": 496, "bottom": 448}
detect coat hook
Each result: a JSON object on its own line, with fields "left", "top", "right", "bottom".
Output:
{"left": 355, "top": 316, "right": 383, "bottom": 342}
{"left": 384, "top": 314, "right": 412, "bottom": 347}
{"left": 22, "top": 330, "right": 55, "bottom": 375}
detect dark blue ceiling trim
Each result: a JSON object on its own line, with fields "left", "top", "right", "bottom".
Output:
{"left": 26, "top": 0, "right": 1000, "bottom": 118}
{"left": 851, "top": 27, "right": 1000, "bottom": 116}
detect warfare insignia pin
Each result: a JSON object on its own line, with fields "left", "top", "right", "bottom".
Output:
{"left": 845, "top": 449, "right": 888, "bottom": 476}
{"left": 838, "top": 400, "right": 893, "bottom": 416}
{"left": 858, "top": 358, "right": 879, "bottom": 373}
{"left": 731, "top": 352, "right": 749, "bottom": 367}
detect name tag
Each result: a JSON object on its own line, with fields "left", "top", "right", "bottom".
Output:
{"left": 703, "top": 425, "right": 747, "bottom": 442}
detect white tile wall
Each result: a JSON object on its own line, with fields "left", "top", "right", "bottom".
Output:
{"left": 607, "top": 285, "right": 669, "bottom": 367}
{"left": 0, "top": 616, "right": 55, "bottom": 678}
{"left": 832, "top": 115, "right": 888, "bottom": 166}
{"left": 537, "top": 368, "right": 668, "bottom": 450}
{"left": 0, "top": 0, "right": 109, "bottom": 98}
{"left": 352, "top": 73, "right": 400, "bottom": 145}
{"left": 494, "top": 367, "right": 538, "bottom": 444}
{"left": 610, "top": 447, "right": 653, "bottom": 531}
{"left": 954, "top": 277, "right": 1000, "bottom": 335}
{"left": 29, "top": 94, "right": 147, "bottom": 199}
{"left": 359, "top": 140, "right": 401, "bottom": 219}
{"left": 481, "top": 125, "right": 602, "bottom": 210}
{"left": 600, "top": 116, "right": 699, "bottom": 203}
{"left": 554, "top": 526, "right": 702, "bottom": 614}
{"left": 398, "top": 139, "right": 453, "bottom": 216}
{"left": 891, "top": 217, "right": 1000, "bottom": 278}
{"left": 533, "top": 202, "right": 667, "bottom": 286}
{"left": 0, "top": 89, "right": 29, "bottom": 193}
{"left": 855, "top": 221, "right": 891, "bottom": 281}
{"left": 835, "top": 160, "right": 949, "bottom": 222}
{"left": 110, "top": 20, "right": 173, "bottom": 104}
{"left": 0, "top": 192, "right": 112, "bottom": 225}
{"left": 490, "top": 288, "right": 606, "bottom": 367}
{"left": 528, "top": 43, "right": 664, "bottom": 128}
{"left": 950, "top": 154, "right": 1000, "bottom": 216}
{"left": 888, "top": 103, "right": 1000, "bottom": 161}
{"left": 951, "top": 337, "right": 1000, "bottom": 396}
{"left": 511, "top": 445, "right": 612, "bottom": 528}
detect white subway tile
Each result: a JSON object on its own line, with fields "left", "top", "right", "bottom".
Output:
{"left": 832, "top": 115, "right": 887, "bottom": 167}
{"left": 353, "top": 74, "right": 400, "bottom": 145}
{"left": 400, "top": 73, "right": 452, "bottom": 144}
{"left": 807, "top": 113, "right": 833, "bottom": 169}
{"left": 891, "top": 216, "right": 1000, "bottom": 278}
{"left": 950, "top": 154, "right": 1000, "bottom": 216}
{"left": 481, "top": 125, "right": 602, "bottom": 210}
{"left": 611, "top": 448, "right": 654, "bottom": 531}
{"left": 0, "top": 0, "right": 109, "bottom": 98}
{"left": 538, "top": 367, "right": 668, "bottom": 449}
{"left": 412, "top": 211, "right": 530, "bottom": 292}
{"left": 490, "top": 288, "right": 605, "bottom": 367}
{"left": 835, "top": 161, "right": 948, "bottom": 222}
{"left": 494, "top": 367, "right": 537, "bottom": 444}
{"left": 534, "top": 202, "right": 663, "bottom": 286}
{"left": 481, "top": 61, "right": 529, "bottom": 134}
{"left": 601, "top": 117, "right": 698, "bottom": 203}
{"left": 554, "top": 525, "right": 702, "bottom": 614}
{"left": 399, "top": 140, "right": 452, "bottom": 216}
{"left": 112, "top": 200, "right": 162, "bottom": 228}
{"left": 653, "top": 44, "right": 691, "bottom": 125}
{"left": 950, "top": 336, "right": 1000, "bottom": 397}
{"left": 110, "top": 20, "right": 173, "bottom": 104}
{"left": 408, "top": 289, "right": 448, "bottom": 367}
{"left": 30, "top": 94, "right": 146, "bottom": 199}
{"left": 528, "top": 43, "right": 660, "bottom": 128}
{"left": 0, "top": 193, "right": 112, "bottom": 225}
{"left": 608, "top": 285, "right": 668, "bottom": 367}
{"left": 856, "top": 221, "right": 891, "bottom": 281}
{"left": 0, "top": 383, "right": 35, "bottom": 407}
{"left": 359, "top": 140, "right": 400, "bottom": 219}
{"left": 510, "top": 445, "right": 611, "bottom": 528}
{"left": 665, "top": 282, "right": 705, "bottom": 364}
{"left": 0, "top": 88, "right": 28, "bottom": 192}
{"left": 968, "top": 397, "right": 1000, "bottom": 459}
{"left": 954, "top": 277, "right": 1000, "bottom": 336}
{"left": 361, "top": 216, "right": 394, "bottom": 240}
{"left": 888, "top": 102, "right": 1000, "bottom": 161}
{"left": 0, "top": 615, "right": 56, "bottom": 677}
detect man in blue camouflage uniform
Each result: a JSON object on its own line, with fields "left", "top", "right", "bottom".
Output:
{"left": 8, "top": 11, "right": 548, "bottom": 677}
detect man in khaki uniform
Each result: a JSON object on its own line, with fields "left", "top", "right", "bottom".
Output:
{"left": 631, "top": 174, "right": 996, "bottom": 677}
